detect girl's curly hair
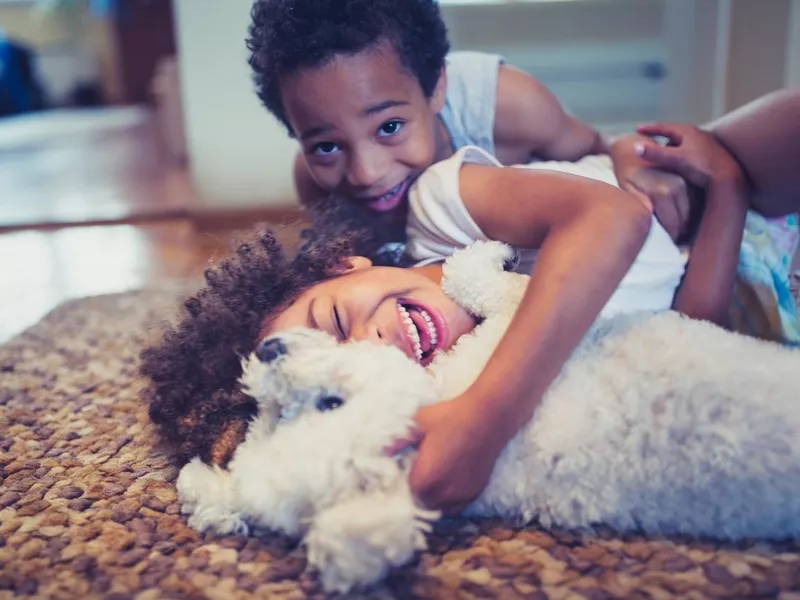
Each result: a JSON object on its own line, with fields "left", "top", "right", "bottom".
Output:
{"left": 140, "top": 225, "right": 371, "bottom": 467}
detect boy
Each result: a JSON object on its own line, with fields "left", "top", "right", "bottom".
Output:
{"left": 247, "top": 0, "right": 682, "bottom": 242}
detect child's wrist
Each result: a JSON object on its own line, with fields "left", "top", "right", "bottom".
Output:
{"left": 707, "top": 170, "right": 747, "bottom": 209}
{"left": 708, "top": 162, "right": 746, "bottom": 193}
{"left": 462, "top": 380, "right": 530, "bottom": 447}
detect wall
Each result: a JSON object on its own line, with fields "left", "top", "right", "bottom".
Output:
{"left": 664, "top": 0, "right": 798, "bottom": 124}
{"left": 725, "top": 0, "right": 793, "bottom": 112}
{"left": 443, "top": 0, "right": 666, "bottom": 129}
{"left": 173, "top": 0, "right": 298, "bottom": 209}
{"left": 661, "top": 0, "right": 726, "bottom": 124}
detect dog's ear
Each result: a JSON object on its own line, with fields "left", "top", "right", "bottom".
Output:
{"left": 239, "top": 355, "right": 283, "bottom": 431}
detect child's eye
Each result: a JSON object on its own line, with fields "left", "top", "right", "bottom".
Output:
{"left": 333, "top": 305, "right": 347, "bottom": 340}
{"left": 377, "top": 120, "right": 404, "bottom": 138}
{"left": 313, "top": 142, "right": 340, "bottom": 156}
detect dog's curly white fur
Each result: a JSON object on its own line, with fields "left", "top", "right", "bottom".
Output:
{"left": 176, "top": 241, "right": 800, "bottom": 593}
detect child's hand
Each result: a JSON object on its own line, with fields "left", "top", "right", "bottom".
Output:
{"left": 400, "top": 395, "right": 508, "bottom": 515}
{"left": 634, "top": 123, "right": 745, "bottom": 190}
{"left": 617, "top": 165, "right": 692, "bottom": 242}
{"left": 610, "top": 135, "right": 693, "bottom": 242}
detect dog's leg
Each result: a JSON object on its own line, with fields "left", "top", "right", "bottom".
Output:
{"left": 304, "top": 485, "right": 438, "bottom": 594}
{"left": 442, "top": 240, "right": 527, "bottom": 318}
{"left": 176, "top": 457, "right": 248, "bottom": 536}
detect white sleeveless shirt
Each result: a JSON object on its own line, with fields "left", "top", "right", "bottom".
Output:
{"left": 406, "top": 146, "right": 689, "bottom": 318}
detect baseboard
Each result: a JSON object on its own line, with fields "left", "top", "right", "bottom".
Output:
{"left": 189, "top": 204, "right": 308, "bottom": 233}
{"left": 0, "top": 205, "right": 309, "bottom": 236}
{"left": 0, "top": 209, "right": 188, "bottom": 233}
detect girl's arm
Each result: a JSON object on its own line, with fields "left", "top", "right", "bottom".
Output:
{"left": 461, "top": 165, "right": 652, "bottom": 432}
{"left": 634, "top": 123, "right": 748, "bottom": 327}
{"left": 410, "top": 165, "right": 652, "bottom": 512}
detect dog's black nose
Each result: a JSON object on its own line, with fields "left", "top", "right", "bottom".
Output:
{"left": 255, "top": 338, "right": 287, "bottom": 363}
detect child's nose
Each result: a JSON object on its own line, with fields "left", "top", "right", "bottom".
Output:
{"left": 349, "top": 322, "right": 385, "bottom": 345}
{"left": 347, "top": 149, "right": 388, "bottom": 189}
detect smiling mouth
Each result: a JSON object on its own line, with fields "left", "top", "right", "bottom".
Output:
{"left": 397, "top": 301, "right": 440, "bottom": 364}
{"left": 365, "top": 179, "right": 409, "bottom": 213}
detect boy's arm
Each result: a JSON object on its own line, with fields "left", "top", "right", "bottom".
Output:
{"left": 462, "top": 166, "right": 652, "bottom": 426}
{"left": 671, "top": 178, "right": 746, "bottom": 327}
{"left": 634, "top": 123, "right": 748, "bottom": 327}
{"left": 410, "top": 165, "right": 652, "bottom": 513}
{"left": 493, "top": 65, "right": 607, "bottom": 164}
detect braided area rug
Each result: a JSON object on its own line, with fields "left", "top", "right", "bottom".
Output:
{"left": 1, "top": 287, "right": 799, "bottom": 600}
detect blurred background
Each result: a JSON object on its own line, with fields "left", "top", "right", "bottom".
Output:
{"left": 0, "top": 0, "right": 799, "bottom": 342}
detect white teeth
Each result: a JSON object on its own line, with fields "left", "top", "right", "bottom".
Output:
{"left": 378, "top": 183, "right": 401, "bottom": 202}
{"left": 398, "top": 304, "right": 422, "bottom": 361}
{"left": 420, "top": 310, "right": 437, "bottom": 346}
{"left": 397, "top": 303, "right": 438, "bottom": 362}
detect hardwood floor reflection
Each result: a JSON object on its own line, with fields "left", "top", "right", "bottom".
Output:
{"left": 0, "top": 107, "right": 190, "bottom": 230}
{"left": 0, "top": 219, "right": 310, "bottom": 344}
{"left": 0, "top": 220, "right": 218, "bottom": 343}
{"left": 0, "top": 106, "right": 208, "bottom": 343}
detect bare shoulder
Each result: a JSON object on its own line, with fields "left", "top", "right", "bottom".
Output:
{"left": 493, "top": 64, "right": 566, "bottom": 161}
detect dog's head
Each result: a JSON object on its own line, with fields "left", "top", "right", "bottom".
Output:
{"left": 240, "top": 327, "right": 436, "bottom": 429}
{"left": 232, "top": 328, "right": 437, "bottom": 534}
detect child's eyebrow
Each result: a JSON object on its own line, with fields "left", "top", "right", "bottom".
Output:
{"left": 300, "top": 124, "right": 334, "bottom": 141}
{"left": 363, "top": 100, "right": 409, "bottom": 116}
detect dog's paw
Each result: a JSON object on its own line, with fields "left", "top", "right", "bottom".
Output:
{"left": 188, "top": 507, "right": 249, "bottom": 536}
{"left": 305, "top": 492, "right": 436, "bottom": 593}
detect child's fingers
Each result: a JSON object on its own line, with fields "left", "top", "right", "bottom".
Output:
{"left": 636, "top": 123, "right": 685, "bottom": 146}
{"left": 383, "top": 427, "right": 423, "bottom": 456}
{"left": 634, "top": 142, "right": 705, "bottom": 186}
{"left": 636, "top": 123, "right": 684, "bottom": 146}
{"left": 633, "top": 142, "right": 685, "bottom": 170}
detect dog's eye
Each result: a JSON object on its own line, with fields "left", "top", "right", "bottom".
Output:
{"left": 316, "top": 396, "right": 344, "bottom": 412}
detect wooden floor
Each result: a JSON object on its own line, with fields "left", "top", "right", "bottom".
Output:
{"left": 0, "top": 221, "right": 226, "bottom": 343}
{"left": 0, "top": 108, "right": 233, "bottom": 344}
{"left": 0, "top": 107, "right": 192, "bottom": 230}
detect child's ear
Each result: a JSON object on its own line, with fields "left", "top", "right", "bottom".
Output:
{"left": 430, "top": 67, "right": 447, "bottom": 114}
{"left": 328, "top": 256, "right": 372, "bottom": 277}
{"left": 343, "top": 256, "right": 372, "bottom": 272}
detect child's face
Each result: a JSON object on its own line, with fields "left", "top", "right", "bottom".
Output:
{"left": 264, "top": 260, "right": 475, "bottom": 366}
{"left": 280, "top": 41, "right": 448, "bottom": 223}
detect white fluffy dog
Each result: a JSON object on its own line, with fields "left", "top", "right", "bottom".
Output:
{"left": 176, "top": 241, "right": 800, "bottom": 594}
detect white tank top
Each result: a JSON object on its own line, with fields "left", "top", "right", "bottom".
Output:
{"left": 406, "top": 146, "right": 689, "bottom": 318}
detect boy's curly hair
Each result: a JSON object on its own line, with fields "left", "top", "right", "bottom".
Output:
{"left": 247, "top": 0, "right": 450, "bottom": 133}
{"left": 140, "top": 226, "right": 367, "bottom": 467}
